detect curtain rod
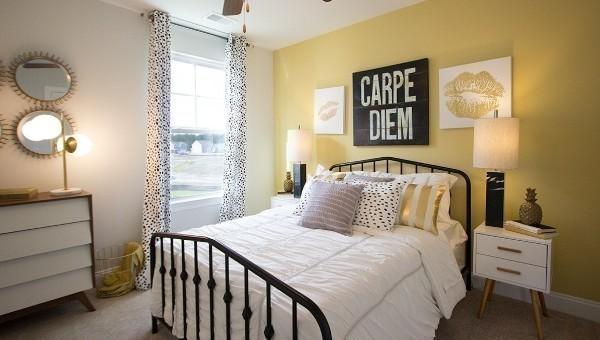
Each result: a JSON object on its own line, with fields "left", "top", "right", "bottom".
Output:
{"left": 171, "top": 21, "right": 228, "bottom": 41}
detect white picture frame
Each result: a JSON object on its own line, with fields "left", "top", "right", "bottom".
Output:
{"left": 314, "top": 86, "right": 344, "bottom": 134}
{"left": 439, "top": 56, "right": 512, "bottom": 129}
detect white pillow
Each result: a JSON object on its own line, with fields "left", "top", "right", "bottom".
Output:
{"left": 426, "top": 173, "right": 458, "bottom": 224}
{"left": 353, "top": 181, "right": 405, "bottom": 231}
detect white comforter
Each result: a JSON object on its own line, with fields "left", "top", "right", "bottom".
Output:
{"left": 151, "top": 206, "right": 465, "bottom": 339}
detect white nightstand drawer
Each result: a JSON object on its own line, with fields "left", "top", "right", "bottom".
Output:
{"left": 476, "top": 254, "right": 547, "bottom": 291}
{"left": 477, "top": 234, "right": 547, "bottom": 267}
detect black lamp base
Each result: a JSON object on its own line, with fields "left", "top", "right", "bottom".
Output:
{"left": 485, "top": 171, "right": 505, "bottom": 227}
{"left": 293, "top": 163, "right": 307, "bottom": 198}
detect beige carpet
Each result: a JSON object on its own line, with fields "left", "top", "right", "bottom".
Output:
{"left": 0, "top": 289, "right": 598, "bottom": 340}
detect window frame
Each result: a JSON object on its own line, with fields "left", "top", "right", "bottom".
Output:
{"left": 169, "top": 51, "right": 227, "bottom": 206}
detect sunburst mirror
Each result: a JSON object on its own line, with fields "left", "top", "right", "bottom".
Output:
{"left": 0, "top": 114, "right": 8, "bottom": 148}
{"left": 11, "top": 106, "right": 76, "bottom": 158}
{"left": 9, "top": 52, "right": 77, "bottom": 105}
{"left": 0, "top": 59, "right": 6, "bottom": 91}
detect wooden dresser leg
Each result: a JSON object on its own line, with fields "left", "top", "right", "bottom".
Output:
{"left": 530, "top": 290, "right": 544, "bottom": 340}
{"left": 488, "top": 280, "right": 496, "bottom": 301}
{"left": 478, "top": 279, "right": 494, "bottom": 319}
{"left": 538, "top": 292, "right": 549, "bottom": 317}
{"left": 76, "top": 291, "right": 96, "bottom": 312}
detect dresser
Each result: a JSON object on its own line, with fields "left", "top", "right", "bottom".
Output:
{"left": 474, "top": 223, "right": 554, "bottom": 340}
{"left": 0, "top": 192, "right": 95, "bottom": 322}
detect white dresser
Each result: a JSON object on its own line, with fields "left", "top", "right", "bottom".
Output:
{"left": 0, "top": 192, "right": 95, "bottom": 322}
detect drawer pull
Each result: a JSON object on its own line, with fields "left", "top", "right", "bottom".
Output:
{"left": 497, "top": 267, "right": 521, "bottom": 275}
{"left": 497, "top": 246, "right": 522, "bottom": 254}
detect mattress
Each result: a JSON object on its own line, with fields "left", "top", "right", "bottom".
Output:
{"left": 151, "top": 206, "right": 466, "bottom": 339}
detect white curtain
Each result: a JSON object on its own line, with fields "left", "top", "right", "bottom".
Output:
{"left": 136, "top": 10, "right": 172, "bottom": 290}
{"left": 219, "top": 34, "right": 248, "bottom": 221}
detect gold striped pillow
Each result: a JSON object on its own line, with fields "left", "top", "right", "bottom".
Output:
{"left": 399, "top": 184, "right": 446, "bottom": 235}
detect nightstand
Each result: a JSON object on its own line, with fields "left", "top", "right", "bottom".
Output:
{"left": 474, "top": 223, "right": 553, "bottom": 340}
{"left": 270, "top": 193, "right": 300, "bottom": 208}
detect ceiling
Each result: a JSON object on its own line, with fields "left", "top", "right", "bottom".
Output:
{"left": 102, "top": 0, "right": 423, "bottom": 50}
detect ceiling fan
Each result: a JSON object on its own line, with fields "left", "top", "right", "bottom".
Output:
{"left": 221, "top": 0, "right": 332, "bottom": 32}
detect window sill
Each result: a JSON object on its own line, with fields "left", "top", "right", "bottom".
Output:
{"left": 170, "top": 195, "right": 222, "bottom": 212}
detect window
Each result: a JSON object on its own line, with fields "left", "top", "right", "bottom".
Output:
{"left": 170, "top": 52, "right": 225, "bottom": 201}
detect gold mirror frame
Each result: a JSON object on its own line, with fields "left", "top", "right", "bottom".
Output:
{"left": 10, "top": 105, "right": 76, "bottom": 158}
{"left": 0, "top": 59, "right": 6, "bottom": 91}
{"left": 0, "top": 114, "right": 7, "bottom": 148}
{"left": 9, "top": 52, "right": 77, "bottom": 105}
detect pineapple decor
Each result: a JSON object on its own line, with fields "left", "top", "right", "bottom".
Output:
{"left": 519, "top": 188, "right": 543, "bottom": 225}
{"left": 283, "top": 171, "right": 294, "bottom": 193}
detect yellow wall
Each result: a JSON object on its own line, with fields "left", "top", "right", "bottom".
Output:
{"left": 273, "top": 0, "right": 600, "bottom": 301}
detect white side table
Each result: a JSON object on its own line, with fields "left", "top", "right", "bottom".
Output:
{"left": 270, "top": 193, "right": 300, "bottom": 208}
{"left": 474, "top": 223, "right": 554, "bottom": 339}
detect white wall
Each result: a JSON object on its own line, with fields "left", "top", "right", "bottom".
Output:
{"left": 0, "top": 0, "right": 274, "bottom": 244}
{"left": 0, "top": 0, "right": 148, "bottom": 251}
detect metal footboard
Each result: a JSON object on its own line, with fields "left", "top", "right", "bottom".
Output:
{"left": 150, "top": 232, "right": 333, "bottom": 340}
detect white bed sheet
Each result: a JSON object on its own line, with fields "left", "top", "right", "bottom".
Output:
{"left": 151, "top": 206, "right": 465, "bottom": 339}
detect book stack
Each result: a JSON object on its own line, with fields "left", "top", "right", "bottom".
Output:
{"left": 0, "top": 188, "right": 38, "bottom": 201}
{"left": 503, "top": 220, "right": 558, "bottom": 239}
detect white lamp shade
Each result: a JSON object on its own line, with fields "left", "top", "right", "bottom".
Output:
{"left": 56, "top": 133, "right": 93, "bottom": 156}
{"left": 286, "top": 129, "right": 312, "bottom": 163}
{"left": 473, "top": 117, "right": 519, "bottom": 170}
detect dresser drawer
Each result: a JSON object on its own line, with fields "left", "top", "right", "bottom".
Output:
{"left": 0, "top": 197, "right": 90, "bottom": 234}
{"left": 0, "top": 245, "right": 92, "bottom": 289}
{"left": 0, "top": 221, "right": 92, "bottom": 262}
{"left": 476, "top": 254, "right": 547, "bottom": 291}
{"left": 477, "top": 234, "right": 547, "bottom": 267}
{"left": 0, "top": 267, "right": 93, "bottom": 315}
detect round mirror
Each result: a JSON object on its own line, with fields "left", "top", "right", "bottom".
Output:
{"left": 9, "top": 52, "right": 76, "bottom": 104}
{"left": 13, "top": 108, "right": 75, "bottom": 157}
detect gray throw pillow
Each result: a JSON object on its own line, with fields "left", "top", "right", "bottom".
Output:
{"left": 299, "top": 181, "right": 364, "bottom": 236}
{"left": 345, "top": 173, "right": 395, "bottom": 183}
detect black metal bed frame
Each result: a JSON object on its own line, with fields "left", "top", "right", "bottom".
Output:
{"left": 150, "top": 157, "right": 471, "bottom": 340}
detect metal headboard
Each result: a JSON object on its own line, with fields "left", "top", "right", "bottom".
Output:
{"left": 329, "top": 157, "right": 472, "bottom": 290}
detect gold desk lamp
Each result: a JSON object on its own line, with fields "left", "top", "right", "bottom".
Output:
{"left": 49, "top": 112, "right": 91, "bottom": 196}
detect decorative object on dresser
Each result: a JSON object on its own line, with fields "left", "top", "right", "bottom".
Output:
{"left": 473, "top": 112, "right": 519, "bottom": 227}
{"left": 286, "top": 127, "right": 312, "bottom": 198}
{"left": 352, "top": 58, "right": 429, "bottom": 146}
{"left": 439, "top": 56, "right": 512, "bottom": 129}
{"left": 8, "top": 51, "right": 76, "bottom": 104}
{"left": 474, "top": 224, "right": 554, "bottom": 340}
{"left": 0, "top": 192, "right": 95, "bottom": 323}
{"left": 519, "top": 188, "right": 543, "bottom": 225}
{"left": 283, "top": 171, "right": 293, "bottom": 193}
{"left": 314, "top": 86, "right": 344, "bottom": 134}
{"left": 0, "top": 188, "right": 38, "bottom": 201}
{"left": 270, "top": 192, "right": 300, "bottom": 208}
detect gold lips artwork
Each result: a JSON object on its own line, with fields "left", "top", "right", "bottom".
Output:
{"left": 444, "top": 71, "right": 505, "bottom": 118}
{"left": 318, "top": 101, "right": 339, "bottom": 121}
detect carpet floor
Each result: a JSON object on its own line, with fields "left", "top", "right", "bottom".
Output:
{"left": 0, "top": 289, "right": 597, "bottom": 339}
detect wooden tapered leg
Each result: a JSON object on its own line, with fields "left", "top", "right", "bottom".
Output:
{"left": 538, "top": 292, "right": 549, "bottom": 317}
{"left": 75, "top": 291, "right": 96, "bottom": 312}
{"left": 530, "top": 290, "right": 544, "bottom": 340}
{"left": 478, "top": 279, "right": 494, "bottom": 319}
{"left": 488, "top": 280, "right": 496, "bottom": 301}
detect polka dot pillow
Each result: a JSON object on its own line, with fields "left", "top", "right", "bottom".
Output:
{"left": 352, "top": 181, "right": 406, "bottom": 231}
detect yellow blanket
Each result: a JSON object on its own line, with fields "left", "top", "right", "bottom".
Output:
{"left": 97, "top": 242, "right": 144, "bottom": 298}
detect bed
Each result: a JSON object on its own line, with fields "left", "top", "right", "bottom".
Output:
{"left": 150, "top": 157, "right": 472, "bottom": 340}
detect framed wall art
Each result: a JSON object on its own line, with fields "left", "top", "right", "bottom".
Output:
{"left": 439, "top": 56, "right": 512, "bottom": 129}
{"left": 314, "top": 86, "right": 344, "bottom": 135}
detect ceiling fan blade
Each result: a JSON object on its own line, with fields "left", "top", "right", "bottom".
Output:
{"left": 222, "top": 0, "right": 244, "bottom": 16}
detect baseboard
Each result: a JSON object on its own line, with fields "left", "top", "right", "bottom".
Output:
{"left": 472, "top": 276, "right": 600, "bottom": 323}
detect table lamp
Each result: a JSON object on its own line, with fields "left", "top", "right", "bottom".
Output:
{"left": 50, "top": 113, "right": 92, "bottom": 196}
{"left": 286, "top": 127, "right": 312, "bottom": 198}
{"left": 473, "top": 114, "right": 519, "bottom": 227}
